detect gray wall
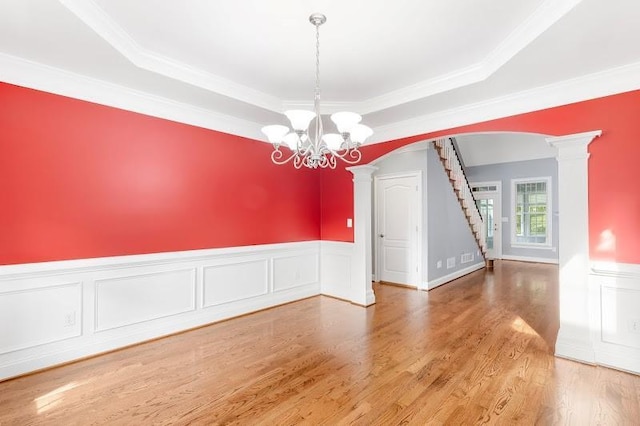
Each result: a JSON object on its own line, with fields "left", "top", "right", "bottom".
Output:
{"left": 372, "top": 144, "right": 481, "bottom": 286}
{"left": 425, "top": 145, "right": 481, "bottom": 282}
{"left": 465, "top": 158, "right": 559, "bottom": 261}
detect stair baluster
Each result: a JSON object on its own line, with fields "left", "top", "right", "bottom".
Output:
{"left": 433, "top": 138, "right": 487, "bottom": 259}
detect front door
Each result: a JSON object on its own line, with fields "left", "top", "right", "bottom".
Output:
{"left": 375, "top": 173, "right": 421, "bottom": 286}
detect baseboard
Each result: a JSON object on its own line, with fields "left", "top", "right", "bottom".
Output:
{"left": 0, "top": 241, "right": 322, "bottom": 381}
{"left": 501, "top": 255, "right": 558, "bottom": 264}
{"left": 428, "top": 262, "right": 485, "bottom": 290}
{"left": 555, "top": 330, "right": 596, "bottom": 365}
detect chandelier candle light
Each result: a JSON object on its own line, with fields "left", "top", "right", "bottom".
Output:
{"left": 261, "top": 13, "right": 373, "bottom": 169}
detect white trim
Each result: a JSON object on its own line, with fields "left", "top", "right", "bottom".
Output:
{"left": 591, "top": 261, "right": 640, "bottom": 277}
{"left": 501, "top": 255, "right": 558, "bottom": 264}
{"left": 346, "top": 165, "right": 378, "bottom": 306}
{"left": 373, "top": 171, "right": 423, "bottom": 288}
{"left": 0, "top": 52, "right": 264, "bottom": 142}
{"left": 369, "top": 62, "right": 640, "bottom": 144}
{"left": 354, "top": 0, "right": 582, "bottom": 114}
{"left": 58, "top": 0, "right": 283, "bottom": 113}
{"left": 428, "top": 262, "right": 485, "bottom": 290}
{"left": 319, "top": 241, "right": 354, "bottom": 302}
{"left": 510, "top": 245, "right": 557, "bottom": 250}
{"left": 1, "top": 44, "right": 638, "bottom": 147}
{"left": 0, "top": 241, "right": 323, "bottom": 381}
{"left": 510, "top": 176, "right": 553, "bottom": 248}
{"left": 588, "top": 262, "right": 640, "bottom": 374}
{"left": 471, "top": 181, "right": 503, "bottom": 259}
{"left": 546, "top": 131, "right": 601, "bottom": 365}
{"left": 59, "top": 0, "right": 580, "bottom": 116}
{"left": 469, "top": 180, "right": 501, "bottom": 194}
{"left": 0, "top": 240, "right": 318, "bottom": 278}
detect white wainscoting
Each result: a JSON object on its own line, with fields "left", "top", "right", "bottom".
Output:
{"left": 0, "top": 241, "right": 321, "bottom": 381}
{"left": 589, "top": 262, "right": 640, "bottom": 375}
{"left": 320, "top": 241, "right": 354, "bottom": 302}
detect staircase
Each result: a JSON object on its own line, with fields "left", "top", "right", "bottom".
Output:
{"left": 433, "top": 138, "right": 487, "bottom": 259}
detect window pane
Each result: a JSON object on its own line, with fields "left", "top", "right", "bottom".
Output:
{"left": 513, "top": 179, "right": 550, "bottom": 245}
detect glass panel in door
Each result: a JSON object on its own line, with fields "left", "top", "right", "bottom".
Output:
{"left": 476, "top": 199, "right": 494, "bottom": 250}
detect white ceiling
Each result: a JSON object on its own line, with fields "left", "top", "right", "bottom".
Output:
{"left": 455, "top": 133, "right": 555, "bottom": 167}
{"left": 1, "top": 0, "right": 640, "bottom": 143}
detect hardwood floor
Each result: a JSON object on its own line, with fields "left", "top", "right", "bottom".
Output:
{"left": 1, "top": 261, "right": 639, "bottom": 425}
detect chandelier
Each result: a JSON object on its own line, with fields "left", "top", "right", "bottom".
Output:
{"left": 261, "top": 13, "right": 373, "bottom": 169}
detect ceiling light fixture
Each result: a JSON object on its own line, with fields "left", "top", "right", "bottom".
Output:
{"left": 261, "top": 13, "right": 373, "bottom": 169}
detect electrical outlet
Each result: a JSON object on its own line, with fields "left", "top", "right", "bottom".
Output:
{"left": 630, "top": 318, "right": 640, "bottom": 334}
{"left": 436, "top": 260, "right": 442, "bottom": 269}
{"left": 447, "top": 257, "right": 456, "bottom": 269}
{"left": 63, "top": 311, "right": 76, "bottom": 327}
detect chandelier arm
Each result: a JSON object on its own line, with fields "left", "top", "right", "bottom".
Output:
{"left": 330, "top": 147, "right": 362, "bottom": 165}
{"left": 293, "top": 155, "right": 305, "bottom": 169}
{"left": 298, "top": 141, "right": 314, "bottom": 156}
{"left": 271, "top": 147, "right": 299, "bottom": 165}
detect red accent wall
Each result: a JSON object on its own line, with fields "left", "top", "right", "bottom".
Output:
{"left": 0, "top": 83, "right": 320, "bottom": 265}
{"left": 320, "top": 89, "right": 640, "bottom": 263}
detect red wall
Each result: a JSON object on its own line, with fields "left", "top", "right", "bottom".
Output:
{"left": 320, "top": 89, "right": 640, "bottom": 263}
{"left": 0, "top": 83, "right": 320, "bottom": 265}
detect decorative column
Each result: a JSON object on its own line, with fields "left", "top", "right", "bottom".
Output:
{"left": 546, "top": 130, "right": 601, "bottom": 363}
{"left": 346, "top": 165, "right": 378, "bottom": 306}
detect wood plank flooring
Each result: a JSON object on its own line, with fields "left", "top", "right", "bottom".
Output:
{"left": 1, "top": 260, "right": 639, "bottom": 425}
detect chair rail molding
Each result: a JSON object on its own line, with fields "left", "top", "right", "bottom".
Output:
{"left": 546, "top": 130, "right": 601, "bottom": 364}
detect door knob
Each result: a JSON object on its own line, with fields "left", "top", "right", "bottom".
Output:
{"left": 379, "top": 234, "right": 384, "bottom": 238}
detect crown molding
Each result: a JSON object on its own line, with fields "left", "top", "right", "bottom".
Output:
{"left": 356, "top": 0, "right": 583, "bottom": 114}
{"left": 368, "top": 60, "right": 640, "bottom": 144}
{"left": 58, "top": 0, "right": 284, "bottom": 113}
{"left": 58, "top": 0, "right": 583, "bottom": 117}
{"left": 2, "top": 51, "right": 639, "bottom": 149}
{"left": 0, "top": 52, "right": 264, "bottom": 141}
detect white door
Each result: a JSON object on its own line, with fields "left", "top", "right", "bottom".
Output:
{"left": 472, "top": 183, "right": 502, "bottom": 260}
{"left": 375, "top": 173, "right": 421, "bottom": 286}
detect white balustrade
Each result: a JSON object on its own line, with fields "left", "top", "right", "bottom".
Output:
{"left": 433, "top": 138, "right": 487, "bottom": 257}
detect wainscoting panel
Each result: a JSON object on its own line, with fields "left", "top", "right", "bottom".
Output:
{"left": 0, "top": 282, "right": 82, "bottom": 355}
{"left": 590, "top": 262, "right": 640, "bottom": 374}
{"left": 0, "top": 241, "right": 321, "bottom": 381}
{"left": 273, "top": 254, "right": 319, "bottom": 292}
{"left": 320, "top": 241, "right": 354, "bottom": 301}
{"left": 203, "top": 260, "right": 268, "bottom": 307}
{"left": 95, "top": 269, "right": 196, "bottom": 332}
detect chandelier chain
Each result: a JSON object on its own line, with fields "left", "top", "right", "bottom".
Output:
{"left": 313, "top": 20, "right": 322, "bottom": 149}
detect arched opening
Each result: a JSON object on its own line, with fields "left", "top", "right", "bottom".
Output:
{"left": 347, "top": 130, "right": 601, "bottom": 365}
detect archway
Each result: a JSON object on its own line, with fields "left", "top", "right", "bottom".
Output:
{"left": 347, "top": 130, "right": 601, "bottom": 366}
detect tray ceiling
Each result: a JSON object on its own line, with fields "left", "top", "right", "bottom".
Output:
{"left": 1, "top": 0, "right": 640, "bottom": 142}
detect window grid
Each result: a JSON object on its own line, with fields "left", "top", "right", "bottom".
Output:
{"left": 514, "top": 180, "right": 550, "bottom": 245}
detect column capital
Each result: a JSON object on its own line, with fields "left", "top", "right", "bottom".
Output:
{"left": 546, "top": 130, "right": 602, "bottom": 161}
{"left": 346, "top": 165, "right": 378, "bottom": 180}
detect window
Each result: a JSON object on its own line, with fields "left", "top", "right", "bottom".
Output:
{"left": 511, "top": 177, "right": 551, "bottom": 246}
